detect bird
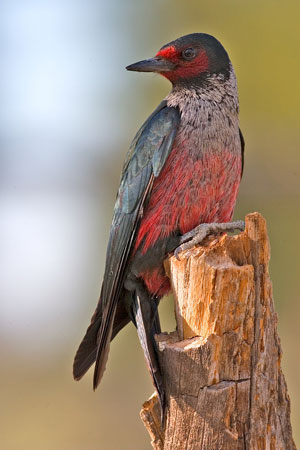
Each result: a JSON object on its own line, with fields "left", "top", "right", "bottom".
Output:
{"left": 73, "top": 33, "right": 245, "bottom": 414}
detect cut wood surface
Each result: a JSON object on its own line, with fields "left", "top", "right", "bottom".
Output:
{"left": 141, "top": 213, "right": 296, "bottom": 450}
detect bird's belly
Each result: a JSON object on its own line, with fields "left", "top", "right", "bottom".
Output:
{"left": 133, "top": 145, "right": 242, "bottom": 296}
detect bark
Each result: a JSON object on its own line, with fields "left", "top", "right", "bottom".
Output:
{"left": 141, "top": 213, "right": 296, "bottom": 450}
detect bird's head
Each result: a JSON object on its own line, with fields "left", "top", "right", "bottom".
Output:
{"left": 126, "top": 33, "right": 230, "bottom": 87}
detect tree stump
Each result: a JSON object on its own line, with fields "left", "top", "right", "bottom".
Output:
{"left": 140, "top": 213, "right": 296, "bottom": 450}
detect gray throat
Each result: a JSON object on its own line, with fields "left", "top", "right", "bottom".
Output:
{"left": 165, "top": 64, "right": 240, "bottom": 155}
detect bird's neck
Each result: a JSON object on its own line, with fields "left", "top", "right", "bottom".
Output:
{"left": 166, "top": 64, "right": 239, "bottom": 128}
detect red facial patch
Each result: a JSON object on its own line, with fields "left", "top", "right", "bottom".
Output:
{"left": 156, "top": 45, "right": 210, "bottom": 82}
{"left": 156, "top": 45, "right": 177, "bottom": 60}
{"left": 165, "top": 49, "right": 209, "bottom": 82}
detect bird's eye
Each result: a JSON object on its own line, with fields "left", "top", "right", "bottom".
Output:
{"left": 182, "top": 47, "right": 197, "bottom": 60}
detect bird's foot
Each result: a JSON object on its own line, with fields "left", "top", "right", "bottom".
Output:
{"left": 174, "top": 220, "right": 245, "bottom": 259}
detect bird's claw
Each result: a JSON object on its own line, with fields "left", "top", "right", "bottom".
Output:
{"left": 174, "top": 220, "right": 245, "bottom": 260}
{"left": 174, "top": 245, "right": 184, "bottom": 260}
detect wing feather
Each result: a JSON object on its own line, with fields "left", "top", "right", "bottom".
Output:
{"left": 73, "top": 103, "right": 180, "bottom": 385}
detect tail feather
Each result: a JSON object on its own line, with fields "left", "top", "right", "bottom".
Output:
{"left": 73, "top": 311, "right": 101, "bottom": 380}
{"left": 73, "top": 298, "right": 130, "bottom": 382}
{"left": 93, "top": 300, "right": 117, "bottom": 389}
{"left": 132, "top": 293, "right": 165, "bottom": 411}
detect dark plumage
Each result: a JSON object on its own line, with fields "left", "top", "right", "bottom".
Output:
{"left": 73, "top": 33, "right": 244, "bottom": 412}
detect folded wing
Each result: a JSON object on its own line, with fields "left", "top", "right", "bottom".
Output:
{"left": 73, "top": 101, "right": 180, "bottom": 387}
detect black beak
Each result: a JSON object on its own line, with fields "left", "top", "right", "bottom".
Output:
{"left": 126, "top": 57, "right": 175, "bottom": 73}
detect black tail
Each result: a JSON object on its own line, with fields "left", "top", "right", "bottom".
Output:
{"left": 132, "top": 292, "right": 165, "bottom": 413}
{"left": 73, "top": 285, "right": 165, "bottom": 418}
{"left": 73, "top": 296, "right": 130, "bottom": 382}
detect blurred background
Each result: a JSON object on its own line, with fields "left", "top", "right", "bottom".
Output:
{"left": 1, "top": 1, "right": 299, "bottom": 449}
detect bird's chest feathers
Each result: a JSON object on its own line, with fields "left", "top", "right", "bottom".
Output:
{"left": 154, "top": 133, "right": 240, "bottom": 224}
{"left": 135, "top": 82, "right": 242, "bottom": 253}
{"left": 135, "top": 131, "right": 241, "bottom": 254}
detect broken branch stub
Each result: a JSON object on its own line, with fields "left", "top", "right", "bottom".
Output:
{"left": 141, "top": 213, "right": 295, "bottom": 450}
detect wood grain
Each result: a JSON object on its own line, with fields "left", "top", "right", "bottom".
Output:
{"left": 141, "top": 213, "right": 296, "bottom": 450}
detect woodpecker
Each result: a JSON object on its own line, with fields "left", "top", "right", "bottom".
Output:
{"left": 73, "top": 33, "right": 245, "bottom": 413}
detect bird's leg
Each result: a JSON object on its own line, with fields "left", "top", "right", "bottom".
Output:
{"left": 174, "top": 220, "right": 245, "bottom": 259}
{"left": 124, "top": 275, "right": 165, "bottom": 421}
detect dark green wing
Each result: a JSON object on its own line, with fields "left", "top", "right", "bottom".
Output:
{"left": 73, "top": 103, "right": 180, "bottom": 385}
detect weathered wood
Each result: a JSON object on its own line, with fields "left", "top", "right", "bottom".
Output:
{"left": 141, "top": 213, "right": 296, "bottom": 450}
